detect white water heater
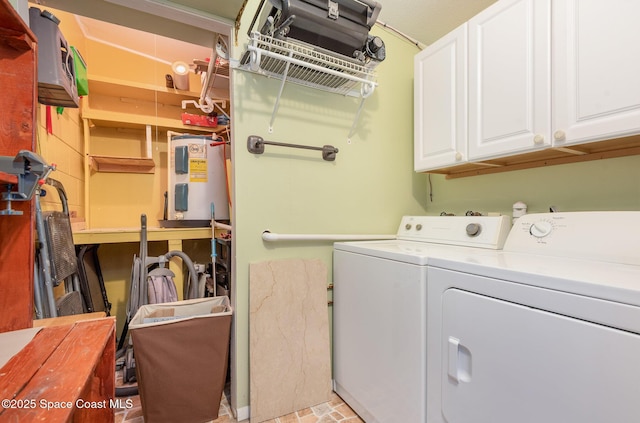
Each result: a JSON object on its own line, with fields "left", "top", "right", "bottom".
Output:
{"left": 168, "top": 134, "right": 229, "bottom": 225}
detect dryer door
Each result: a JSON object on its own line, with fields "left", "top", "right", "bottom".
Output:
{"left": 441, "top": 288, "right": 640, "bottom": 423}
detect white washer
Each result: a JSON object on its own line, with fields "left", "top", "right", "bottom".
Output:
{"left": 426, "top": 211, "right": 640, "bottom": 423}
{"left": 333, "top": 215, "right": 512, "bottom": 423}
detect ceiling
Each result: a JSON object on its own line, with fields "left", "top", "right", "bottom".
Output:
{"left": 35, "top": 0, "right": 499, "bottom": 49}
{"left": 73, "top": 14, "right": 213, "bottom": 67}
{"left": 377, "top": 0, "right": 498, "bottom": 46}
{"left": 31, "top": 0, "right": 500, "bottom": 76}
{"left": 33, "top": 0, "right": 240, "bottom": 48}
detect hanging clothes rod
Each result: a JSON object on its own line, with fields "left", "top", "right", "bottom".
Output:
{"left": 247, "top": 135, "right": 339, "bottom": 161}
{"left": 262, "top": 231, "right": 396, "bottom": 242}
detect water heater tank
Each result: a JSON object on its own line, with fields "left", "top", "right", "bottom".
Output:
{"left": 167, "top": 134, "right": 229, "bottom": 225}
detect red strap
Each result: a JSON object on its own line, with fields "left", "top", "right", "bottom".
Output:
{"left": 46, "top": 106, "right": 53, "bottom": 134}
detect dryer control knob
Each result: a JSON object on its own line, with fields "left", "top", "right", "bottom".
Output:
{"left": 466, "top": 223, "right": 481, "bottom": 237}
{"left": 530, "top": 220, "right": 553, "bottom": 238}
{"left": 405, "top": 223, "right": 412, "bottom": 230}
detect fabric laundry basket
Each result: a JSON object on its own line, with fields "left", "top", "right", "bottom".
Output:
{"left": 129, "top": 296, "right": 232, "bottom": 423}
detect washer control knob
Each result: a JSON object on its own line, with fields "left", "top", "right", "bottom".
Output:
{"left": 416, "top": 224, "right": 423, "bottom": 231}
{"left": 466, "top": 223, "right": 481, "bottom": 237}
{"left": 530, "top": 220, "right": 553, "bottom": 238}
{"left": 405, "top": 223, "right": 412, "bottom": 230}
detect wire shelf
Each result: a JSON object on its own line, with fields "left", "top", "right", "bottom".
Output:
{"left": 241, "top": 32, "right": 377, "bottom": 97}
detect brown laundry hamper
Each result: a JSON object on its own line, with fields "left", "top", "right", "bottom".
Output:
{"left": 129, "top": 296, "right": 232, "bottom": 423}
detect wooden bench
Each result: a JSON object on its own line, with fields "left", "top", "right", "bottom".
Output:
{"left": 0, "top": 317, "right": 115, "bottom": 422}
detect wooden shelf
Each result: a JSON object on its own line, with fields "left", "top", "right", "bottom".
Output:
{"left": 90, "top": 155, "right": 155, "bottom": 173}
{"left": 83, "top": 109, "right": 227, "bottom": 134}
{"left": 82, "top": 75, "right": 229, "bottom": 133}
{"left": 73, "top": 226, "right": 215, "bottom": 245}
{"left": 424, "top": 134, "right": 640, "bottom": 179}
{"left": 88, "top": 74, "right": 200, "bottom": 102}
{"left": 87, "top": 74, "right": 230, "bottom": 107}
{"left": 32, "top": 312, "right": 107, "bottom": 328}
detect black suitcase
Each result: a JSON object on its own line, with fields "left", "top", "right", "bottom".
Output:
{"left": 254, "top": 0, "right": 385, "bottom": 63}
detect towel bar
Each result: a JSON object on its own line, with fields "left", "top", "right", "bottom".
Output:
{"left": 247, "top": 135, "right": 339, "bottom": 161}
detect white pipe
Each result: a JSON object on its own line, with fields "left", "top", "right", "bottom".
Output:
{"left": 375, "top": 20, "right": 426, "bottom": 50}
{"left": 262, "top": 231, "right": 396, "bottom": 242}
{"left": 214, "top": 221, "right": 233, "bottom": 231}
{"left": 145, "top": 125, "right": 152, "bottom": 158}
{"left": 200, "top": 34, "right": 219, "bottom": 104}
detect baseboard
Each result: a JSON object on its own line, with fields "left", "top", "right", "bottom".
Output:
{"left": 234, "top": 405, "right": 250, "bottom": 421}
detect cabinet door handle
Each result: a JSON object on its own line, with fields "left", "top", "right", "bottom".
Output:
{"left": 447, "top": 336, "right": 472, "bottom": 384}
{"left": 533, "top": 134, "right": 545, "bottom": 144}
{"left": 455, "top": 152, "right": 462, "bottom": 161}
{"left": 553, "top": 130, "right": 566, "bottom": 142}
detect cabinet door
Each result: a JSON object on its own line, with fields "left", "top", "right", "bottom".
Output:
{"left": 414, "top": 24, "right": 467, "bottom": 172}
{"left": 468, "top": 0, "right": 551, "bottom": 160}
{"left": 553, "top": 0, "right": 640, "bottom": 146}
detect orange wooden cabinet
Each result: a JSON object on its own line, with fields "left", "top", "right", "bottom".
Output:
{"left": 0, "top": 318, "right": 116, "bottom": 422}
{"left": 0, "top": 0, "right": 38, "bottom": 332}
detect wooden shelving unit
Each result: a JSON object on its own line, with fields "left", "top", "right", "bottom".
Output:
{"left": 0, "top": 0, "right": 37, "bottom": 333}
{"left": 72, "top": 226, "right": 215, "bottom": 245}
{"left": 83, "top": 75, "right": 228, "bottom": 134}
{"left": 81, "top": 72, "right": 230, "bottom": 229}
{"left": 89, "top": 155, "right": 155, "bottom": 173}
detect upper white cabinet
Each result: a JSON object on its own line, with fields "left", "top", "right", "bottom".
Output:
{"left": 415, "top": 0, "right": 640, "bottom": 176}
{"left": 468, "top": 0, "right": 551, "bottom": 160}
{"left": 414, "top": 24, "right": 468, "bottom": 172}
{"left": 552, "top": 0, "right": 640, "bottom": 147}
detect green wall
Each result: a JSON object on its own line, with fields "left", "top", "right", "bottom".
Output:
{"left": 229, "top": 5, "right": 640, "bottom": 412}
{"left": 230, "top": 1, "right": 427, "bottom": 411}
{"left": 425, "top": 155, "right": 640, "bottom": 216}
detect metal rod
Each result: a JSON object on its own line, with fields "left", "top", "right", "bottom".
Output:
{"left": 348, "top": 96, "right": 368, "bottom": 141}
{"left": 262, "top": 231, "right": 396, "bottom": 242}
{"left": 247, "top": 135, "right": 339, "bottom": 161}
{"left": 269, "top": 50, "right": 293, "bottom": 132}
{"left": 33, "top": 259, "right": 43, "bottom": 319}
{"left": 246, "top": 0, "right": 267, "bottom": 36}
{"left": 34, "top": 193, "right": 57, "bottom": 318}
{"left": 262, "top": 140, "right": 326, "bottom": 152}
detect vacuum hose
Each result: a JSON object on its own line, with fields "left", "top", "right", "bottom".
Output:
{"left": 164, "top": 250, "right": 200, "bottom": 300}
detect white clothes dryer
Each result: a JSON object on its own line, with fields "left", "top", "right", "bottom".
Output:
{"left": 426, "top": 211, "right": 640, "bottom": 423}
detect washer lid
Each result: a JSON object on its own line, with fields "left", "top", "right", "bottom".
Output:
{"left": 334, "top": 239, "right": 501, "bottom": 265}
